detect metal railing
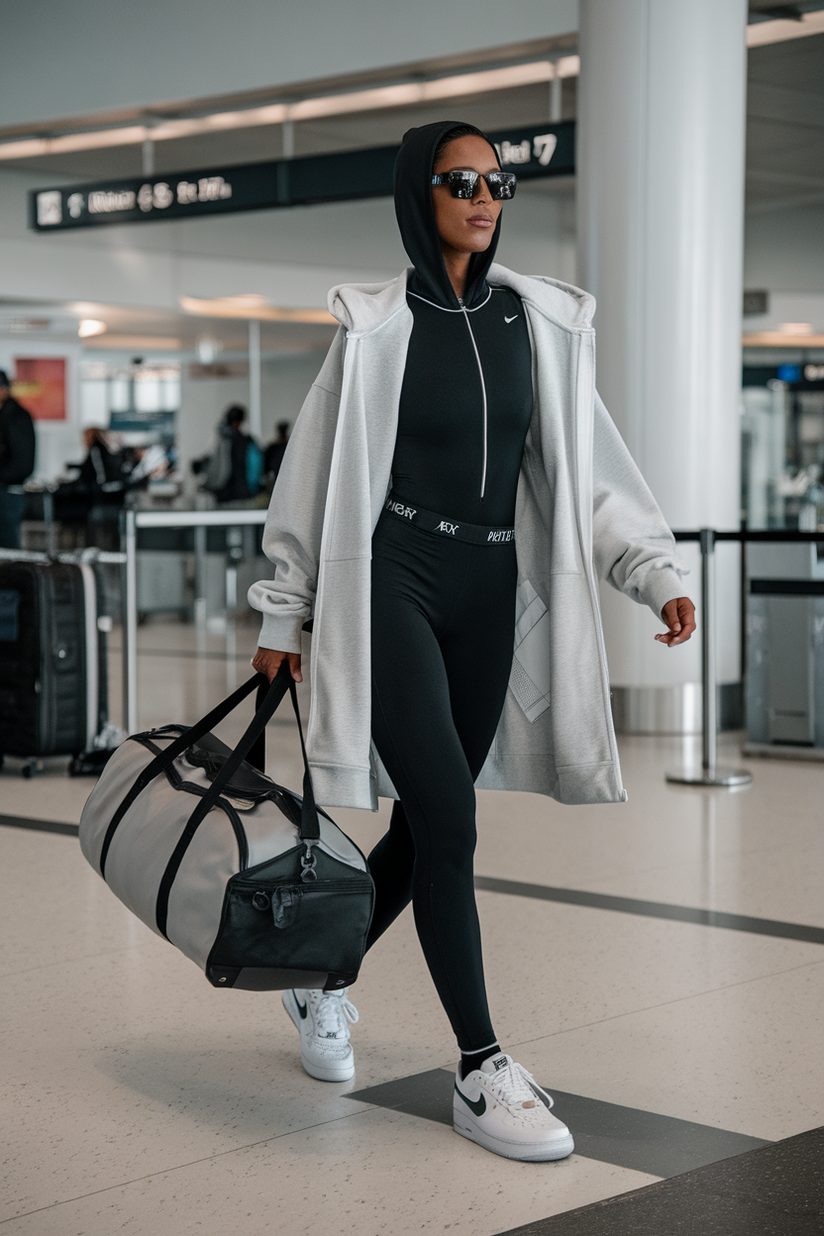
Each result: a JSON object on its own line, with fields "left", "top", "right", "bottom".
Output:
{"left": 0, "top": 546, "right": 126, "bottom": 566}
{"left": 665, "top": 528, "right": 823, "bottom": 788}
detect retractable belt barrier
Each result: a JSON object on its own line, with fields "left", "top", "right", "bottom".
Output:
{"left": 15, "top": 513, "right": 810, "bottom": 786}
{"left": 665, "top": 528, "right": 823, "bottom": 789}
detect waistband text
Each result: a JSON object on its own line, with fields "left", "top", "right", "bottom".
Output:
{"left": 386, "top": 498, "right": 417, "bottom": 520}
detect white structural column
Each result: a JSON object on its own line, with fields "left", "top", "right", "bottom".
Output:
{"left": 577, "top": 0, "right": 748, "bottom": 732}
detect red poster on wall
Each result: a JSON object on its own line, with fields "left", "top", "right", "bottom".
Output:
{"left": 13, "top": 357, "right": 66, "bottom": 420}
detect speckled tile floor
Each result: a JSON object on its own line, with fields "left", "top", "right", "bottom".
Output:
{"left": 0, "top": 620, "right": 822, "bottom": 1234}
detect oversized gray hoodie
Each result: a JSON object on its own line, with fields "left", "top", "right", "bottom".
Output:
{"left": 249, "top": 263, "right": 687, "bottom": 810}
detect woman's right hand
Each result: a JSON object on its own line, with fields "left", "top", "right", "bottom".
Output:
{"left": 251, "top": 647, "right": 302, "bottom": 683}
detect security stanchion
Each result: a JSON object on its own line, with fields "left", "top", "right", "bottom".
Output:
{"left": 42, "top": 489, "right": 57, "bottom": 557}
{"left": 122, "top": 510, "right": 138, "bottom": 735}
{"left": 666, "top": 528, "right": 752, "bottom": 788}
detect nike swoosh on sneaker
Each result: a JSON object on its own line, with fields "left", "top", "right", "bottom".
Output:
{"left": 294, "top": 992, "right": 308, "bottom": 1019}
{"left": 504, "top": 315, "right": 519, "bottom": 323}
{"left": 455, "top": 1082, "right": 486, "bottom": 1117}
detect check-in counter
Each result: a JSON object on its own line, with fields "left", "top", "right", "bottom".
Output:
{"left": 134, "top": 524, "right": 268, "bottom": 624}
{"left": 746, "top": 542, "right": 824, "bottom": 750}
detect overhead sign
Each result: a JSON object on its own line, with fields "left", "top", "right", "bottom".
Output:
{"left": 29, "top": 122, "right": 574, "bottom": 232}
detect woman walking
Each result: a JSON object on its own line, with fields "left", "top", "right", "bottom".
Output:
{"left": 250, "top": 120, "right": 695, "bottom": 1162}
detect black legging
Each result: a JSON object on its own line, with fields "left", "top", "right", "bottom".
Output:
{"left": 366, "top": 511, "right": 517, "bottom": 1052}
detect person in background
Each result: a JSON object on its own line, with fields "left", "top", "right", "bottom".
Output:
{"left": 56, "top": 427, "right": 131, "bottom": 551}
{"left": 201, "top": 404, "right": 263, "bottom": 505}
{"left": 74, "top": 426, "right": 128, "bottom": 494}
{"left": 0, "top": 370, "right": 36, "bottom": 549}
{"left": 264, "top": 420, "right": 291, "bottom": 485}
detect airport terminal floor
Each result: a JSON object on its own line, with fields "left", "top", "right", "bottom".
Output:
{"left": 1, "top": 620, "right": 823, "bottom": 1235}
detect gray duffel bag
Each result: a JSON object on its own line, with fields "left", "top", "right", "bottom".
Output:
{"left": 79, "top": 667, "right": 375, "bottom": 991}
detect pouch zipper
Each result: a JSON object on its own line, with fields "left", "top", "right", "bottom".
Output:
{"left": 457, "top": 296, "right": 488, "bottom": 500}
{"left": 241, "top": 878, "right": 374, "bottom": 891}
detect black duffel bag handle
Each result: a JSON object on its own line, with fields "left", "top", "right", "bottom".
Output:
{"left": 99, "top": 663, "right": 319, "bottom": 887}
{"left": 184, "top": 665, "right": 320, "bottom": 845}
{"left": 153, "top": 664, "right": 320, "bottom": 937}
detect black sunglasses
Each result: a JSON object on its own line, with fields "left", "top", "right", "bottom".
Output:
{"left": 430, "top": 170, "right": 517, "bottom": 201}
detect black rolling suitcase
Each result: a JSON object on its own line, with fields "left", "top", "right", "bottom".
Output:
{"left": 0, "top": 559, "right": 109, "bottom": 775}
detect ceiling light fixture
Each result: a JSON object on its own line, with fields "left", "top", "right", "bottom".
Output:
{"left": 5, "top": 317, "right": 51, "bottom": 332}
{"left": 743, "top": 329, "right": 824, "bottom": 347}
{"left": 196, "top": 335, "right": 223, "bottom": 364}
{"left": 778, "top": 322, "right": 815, "bottom": 336}
{"left": 746, "top": 9, "right": 824, "bottom": 46}
{"left": 0, "top": 57, "right": 580, "bottom": 162}
{"left": 0, "top": 126, "right": 148, "bottom": 160}
{"left": 180, "top": 295, "right": 335, "bottom": 324}
{"left": 78, "top": 318, "right": 107, "bottom": 337}
{"left": 81, "top": 333, "right": 183, "bottom": 351}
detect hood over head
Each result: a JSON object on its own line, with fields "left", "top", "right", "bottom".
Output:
{"left": 393, "top": 120, "right": 503, "bottom": 310}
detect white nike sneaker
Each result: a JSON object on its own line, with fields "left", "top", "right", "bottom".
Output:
{"left": 282, "top": 987, "right": 359, "bottom": 1082}
{"left": 453, "top": 1052, "right": 574, "bottom": 1162}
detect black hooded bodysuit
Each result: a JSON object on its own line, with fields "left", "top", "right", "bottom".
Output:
{"left": 366, "top": 122, "right": 533, "bottom": 1055}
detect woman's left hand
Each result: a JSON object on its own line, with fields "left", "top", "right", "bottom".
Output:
{"left": 655, "top": 597, "right": 696, "bottom": 647}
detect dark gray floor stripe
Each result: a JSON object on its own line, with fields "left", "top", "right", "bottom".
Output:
{"left": 497, "top": 1126, "right": 824, "bottom": 1236}
{"left": 350, "top": 1068, "right": 454, "bottom": 1128}
{"left": 348, "top": 1069, "right": 770, "bottom": 1179}
{"left": 475, "top": 876, "right": 824, "bottom": 946}
{"left": 0, "top": 813, "right": 79, "bottom": 837}
{"left": 2, "top": 814, "right": 822, "bottom": 946}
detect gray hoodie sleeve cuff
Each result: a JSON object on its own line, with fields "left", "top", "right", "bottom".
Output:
{"left": 256, "top": 613, "right": 305, "bottom": 654}
{"left": 644, "top": 567, "right": 689, "bottom": 619}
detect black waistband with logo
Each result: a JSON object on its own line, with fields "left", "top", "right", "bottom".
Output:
{"left": 382, "top": 491, "right": 515, "bottom": 546}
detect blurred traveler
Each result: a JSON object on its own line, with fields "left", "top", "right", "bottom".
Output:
{"left": 55, "top": 428, "right": 133, "bottom": 550}
{"left": 264, "top": 420, "right": 291, "bottom": 484}
{"left": 0, "top": 369, "right": 36, "bottom": 549}
{"left": 202, "top": 404, "right": 263, "bottom": 504}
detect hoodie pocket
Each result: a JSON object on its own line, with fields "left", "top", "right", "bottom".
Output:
{"left": 509, "top": 579, "right": 551, "bottom": 722}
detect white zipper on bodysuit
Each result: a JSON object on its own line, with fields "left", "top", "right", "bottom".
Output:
{"left": 457, "top": 295, "right": 488, "bottom": 500}
{"left": 408, "top": 287, "right": 492, "bottom": 501}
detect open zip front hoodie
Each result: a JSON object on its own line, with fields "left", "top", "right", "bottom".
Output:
{"left": 249, "top": 263, "right": 688, "bottom": 809}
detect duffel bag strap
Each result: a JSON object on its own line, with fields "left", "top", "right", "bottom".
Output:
{"left": 252, "top": 673, "right": 319, "bottom": 846}
{"left": 100, "top": 669, "right": 292, "bottom": 877}
{"left": 188, "top": 665, "right": 320, "bottom": 846}
{"left": 154, "top": 665, "right": 321, "bottom": 937}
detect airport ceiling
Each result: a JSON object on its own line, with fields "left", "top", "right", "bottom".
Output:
{"left": 0, "top": 79, "right": 578, "bottom": 182}
{"left": 746, "top": 30, "right": 824, "bottom": 213}
{"left": 0, "top": 36, "right": 578, "bottom": 180}
{"left": 0, "top": 25, "right": 820, "bottom": 220}
{"left": 0, "top": 19, "right": 821, "bottom": 355}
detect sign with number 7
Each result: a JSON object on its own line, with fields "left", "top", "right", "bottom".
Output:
{"left": 533, "top": 134, "right": 559, "bottom": 166}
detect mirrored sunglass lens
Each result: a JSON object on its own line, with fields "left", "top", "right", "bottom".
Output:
{"left": 487, "top": 174, "right": 516, "bottom": 200}
{"left": 449, "top": 172, "right": 479, "bottom": 198}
